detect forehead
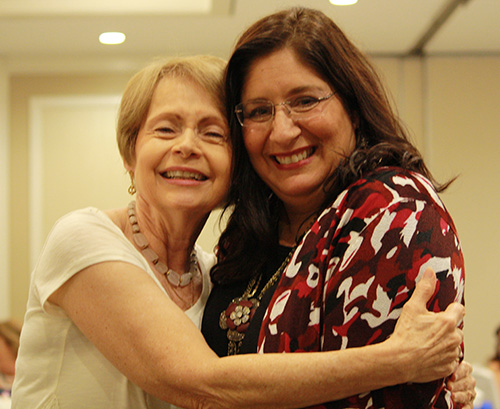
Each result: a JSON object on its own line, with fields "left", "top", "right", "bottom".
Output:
{"left": 242, "top": 48, "right": 327, "bottom": 98}
{"left": 152, "top": 75, "right": 209, "bottom": 103}
{"left": 148, "top": 76, "right": 224, "bottom": 118}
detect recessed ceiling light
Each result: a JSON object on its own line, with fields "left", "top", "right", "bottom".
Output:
{"left": 329, "top": 0, "right": 358, "bottom": 5}
{"left": 99, "top": 32, "right": 126, "bottom": 45}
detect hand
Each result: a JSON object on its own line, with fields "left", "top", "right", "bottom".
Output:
{"left": 447, "top": 360, "right": 476, "bottom": 409}
{"left": 387, "top": 268, "right": 465, "bottom": 384}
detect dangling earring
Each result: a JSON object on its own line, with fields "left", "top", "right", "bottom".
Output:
{"left": 128, "top": 171, "right": 136, "bottom": 195}
{"left": 355, "top": 127, "right": 367, "bottom": 149}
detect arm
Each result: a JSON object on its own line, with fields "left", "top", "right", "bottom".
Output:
{"left": 49, "top": 261, "right": 463, "bottom": 409}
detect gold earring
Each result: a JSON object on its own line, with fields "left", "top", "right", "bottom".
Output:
{"left": 128, "top": 171, "right": 136, "bottom": 195}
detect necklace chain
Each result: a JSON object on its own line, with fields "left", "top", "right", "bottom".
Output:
{"left": 219, "top": 246, "right": 296, "bottom": 355}
{"left": 218, "top": 212, "right": 318, "bottom": 356}
{"left": 127, "top": 201, "right": 199, "bottom": 287}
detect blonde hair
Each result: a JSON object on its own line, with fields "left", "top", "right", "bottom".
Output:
{"left": 117, "top": 55, "right": 227, "bottom": 166}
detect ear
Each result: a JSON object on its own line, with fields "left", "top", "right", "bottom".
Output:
{"left": 123, "top": 157, "right": 135, "bottom": 173}
{"left": 350, "top": 111, "right": 360, "bottom": 130}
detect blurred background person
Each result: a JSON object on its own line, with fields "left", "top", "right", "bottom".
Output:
{"left": 488, "top": 325, "right": 500, "bottom": 394}
{"left": 0, "top": 320, "right": 21, "bottom": 392}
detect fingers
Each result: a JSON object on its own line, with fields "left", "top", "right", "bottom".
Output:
{"left": 450, "top": 359, "right": 472, "bottom": 381}
{"left": 443, "top": 302, "right": 466, "bottom": 330}
{"left": 449, "top": 389, "right": 476, "bottom": 409}
{"left": 411, "top": 269, "right": 465, "bottom": 326}
{"left": 389, "top": 267, "right": 465, "bottom": 383}
{"left": 409, "top": 268, "right": 437, "bottom": 309}
{"left": 447, "top": 361, "right": 476, "bottom": 407}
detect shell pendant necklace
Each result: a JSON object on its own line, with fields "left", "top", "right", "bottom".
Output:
{"left": 127, "top": 201, "right": 199, "bottom": 287}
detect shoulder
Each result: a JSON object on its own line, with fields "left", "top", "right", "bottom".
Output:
{"left": 51, "top": 206, "right": 112, "bottom": 230}
{"left": 314, "top": 167, "right": 456, "bottom": 242}
{"left": 47, "top": 207, "right": 122, "bottom": 243}
{"left": 38, "top": 207, "right": 131, "bottom": 270}
{"left": 348, "top": 167, "right": 438, "bottom": 202}
{"left": 33, "top": 207, "right": 139, "bottom": 313}
{"left": 329, "top": 167, "right": 443, "bottom": 216}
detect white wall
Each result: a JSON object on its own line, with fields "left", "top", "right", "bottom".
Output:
{"left": 425, "top": 56, "right": 500, "bottom": 366}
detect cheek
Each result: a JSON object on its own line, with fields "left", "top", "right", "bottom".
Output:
{"left": 214, "top": 148, "right": 232, "bottom": 185}
{"left": 136, "top": 138, "right": 167, "bottom": 163}
{"left": 322, "top": 118, "right": 356, "bottom": 155}
{"left": 243, "top": 130, "right": 265, "bottom": 161}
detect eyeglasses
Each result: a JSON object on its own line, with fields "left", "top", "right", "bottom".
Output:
{"left": 234, "top": 92, "right": 336, "bottom": 127}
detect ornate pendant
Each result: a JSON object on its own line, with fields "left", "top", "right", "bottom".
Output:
{"left": 219, "top": 297, "right": 260, "bottom": 342}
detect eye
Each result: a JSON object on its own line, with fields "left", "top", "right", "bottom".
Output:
{"left": 154, "top": 124, "right": 177, "bottom": 138}
{"left": 157, "top": 127, "right": 174, "bottom": 133}
{"left": 246, "top": 102, "right": 273, "bottom": 121}
{"left": 290, "top": 96, "right": 319, "bottom": 111}
{"left": 200, "top": 126, "right": 228, "bottom": 144}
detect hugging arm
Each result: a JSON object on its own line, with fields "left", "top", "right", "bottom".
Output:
{"left": 49, "top": 260, "right": 463, "bottom": 409}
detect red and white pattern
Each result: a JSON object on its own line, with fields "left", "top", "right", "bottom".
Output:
{"left": 259, "top": 167, "right": 465, "bottom": 409}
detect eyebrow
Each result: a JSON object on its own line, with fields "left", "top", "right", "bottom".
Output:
{"left": 146, "top": 111, "right": 227, "bottom": 130}
{"left": 244, "top": 85, "right": 329, "bottom": 102}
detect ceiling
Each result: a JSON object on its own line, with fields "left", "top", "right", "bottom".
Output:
{"left": 0, "top": 0, "right": 499, "bottom": 74}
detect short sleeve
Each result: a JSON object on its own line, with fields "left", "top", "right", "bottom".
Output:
{"left": 33, "top": 208, "right": 147, "bottom": 316}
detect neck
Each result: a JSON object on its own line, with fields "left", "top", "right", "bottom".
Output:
{"left": 276, "top": 189, "right": 325, "bottom": 246}
{"left": 278, "top": 209, "right": 319, "bottom": 247}
{"left": 130, "top": 199, "right": 208, "bottom": 273}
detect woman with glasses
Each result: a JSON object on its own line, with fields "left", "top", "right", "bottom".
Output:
{"left": 202, "top": 7, "right": 469, "bottom": 408}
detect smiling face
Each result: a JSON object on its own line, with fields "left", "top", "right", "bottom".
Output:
{"left": 127, "top": 76, "right": 231, "bottom": 216}
{"left": 240, "top": 47, "right": 356, "bottom": 215}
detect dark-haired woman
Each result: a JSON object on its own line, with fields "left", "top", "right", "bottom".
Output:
{"left": 202, "top": 7, "right": 470, "bottom": 408}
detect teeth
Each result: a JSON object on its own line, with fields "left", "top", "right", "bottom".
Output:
{"left": 163, "top": 170, "right": 206, "bottom": 181}
{"left": 275, "top": 148, "right": 314, "bottom": 165}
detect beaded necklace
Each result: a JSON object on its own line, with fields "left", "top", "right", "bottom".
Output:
{"left": 127, "top": 201, "right": 199, "bottom": 287}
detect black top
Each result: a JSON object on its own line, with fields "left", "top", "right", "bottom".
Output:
{"left": 201, "top": 245, "right": 291, "bottom": 357}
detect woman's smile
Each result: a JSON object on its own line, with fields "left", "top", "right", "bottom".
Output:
{"left": 273, "top": 147, "right": 315, "bottom": 166}
{"left": 161, "top": 168, "right": 208, "bottom": 182}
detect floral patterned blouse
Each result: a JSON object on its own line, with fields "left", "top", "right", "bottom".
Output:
{"left": 258, "top": 167, "right": 465, "bottom": 409}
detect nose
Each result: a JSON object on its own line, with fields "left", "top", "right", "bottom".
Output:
{"left": 269, "top": 105, "right": 300, "bottom": 144}
{"left": 274, "top": 101, "right": 292, "bottom": 116}
{"left": 173, "top": 129, "right": 201, "bottom": 158}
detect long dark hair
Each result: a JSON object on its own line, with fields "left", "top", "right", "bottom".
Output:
{"left": 211, "top": 7, "right": 449, "bottom": 284}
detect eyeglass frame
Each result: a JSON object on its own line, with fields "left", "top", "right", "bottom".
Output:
{"left": 234, "top": 91, "right": 336, "bottom": 127}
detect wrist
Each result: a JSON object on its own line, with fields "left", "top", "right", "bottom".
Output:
{"left": 379, "top": 336, "right": 412, "bottom": 385}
